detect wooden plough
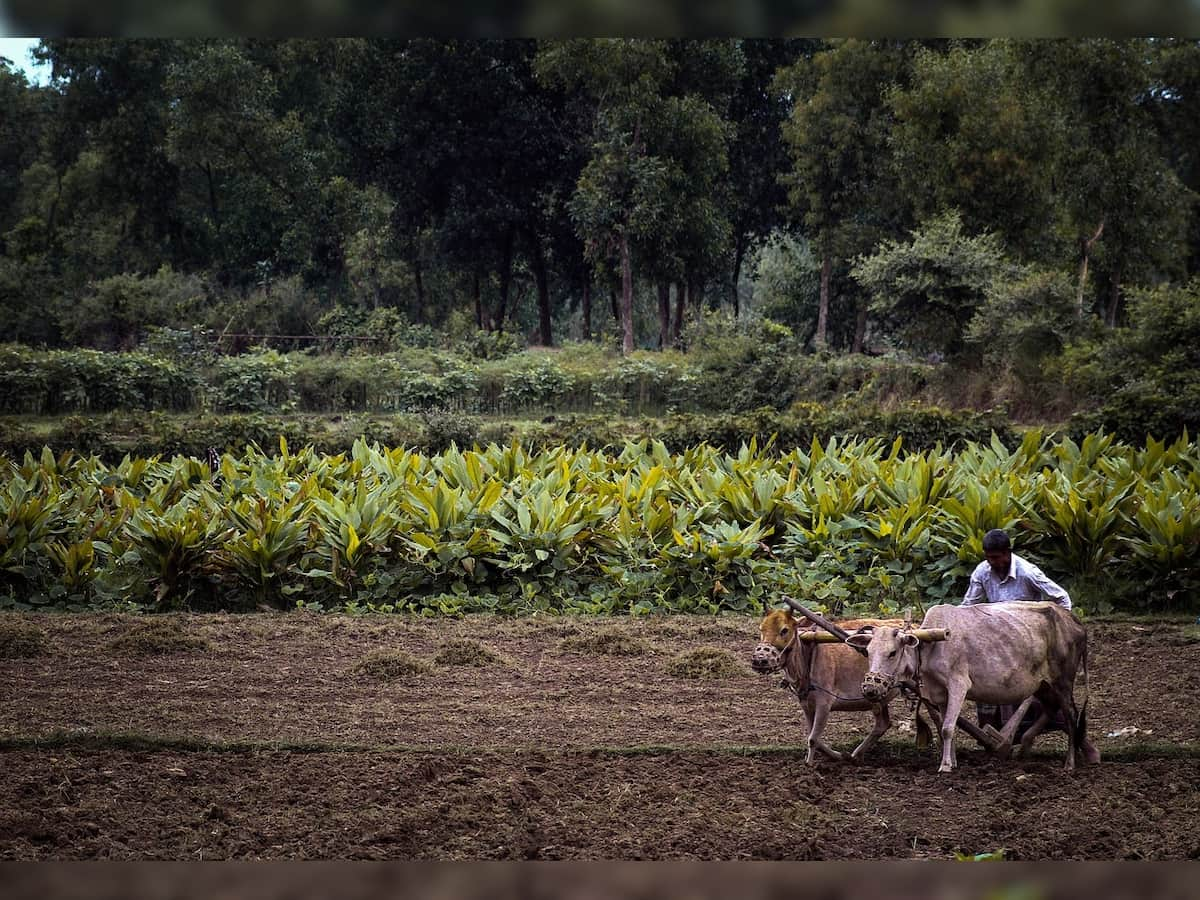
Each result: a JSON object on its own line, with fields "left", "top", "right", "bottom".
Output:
{"left": 780, "top": 595, "right": 1019, "bottom": 757}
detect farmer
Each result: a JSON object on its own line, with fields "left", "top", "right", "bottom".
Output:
{"left": 962, "top": 528, "right": 1072, "bottom": 736}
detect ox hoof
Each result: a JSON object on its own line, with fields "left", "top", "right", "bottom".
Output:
{"left": 937, "top": 764, "right": 955, "bottom": 774}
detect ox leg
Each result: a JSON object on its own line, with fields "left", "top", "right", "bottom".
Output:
{"left": 804, "top": 700, "right": 845, "bottom": 763}
{"left": 1054, "top": 688, "right": 1079, "bottom": 772}
{"left": 1032, "top": 685, "right": 1077, "bottom": 771}
{"left": 1059, "top": 683, "right": 1101, "bottom": 766}
{"left": 850, "top": 703, "right": 891, "bottom": 763}
{"left": 938, "top": 682, "right": 970, "bottom": 773}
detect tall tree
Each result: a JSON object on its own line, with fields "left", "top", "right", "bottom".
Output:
{"left": 537, "top": 39, "right": 732, "bottom": 355}
{"left": 777, "top": 39, "right": 910, "bottom": 351}
{"left": 1147, "top": 39, "right": 1200, "bottom": 277}
{"left": 722, "top": 39, "right": 814, "bottom": 315}
{"left": 1022, "top": 39, "right": 1190, "bottom": 324}
{"left": 33, "top": 39, "right": 191, "bottom": 282}
{"left": 537, "top": 40, "right": 676, "bottom": 355}
{"left": 888, "top": 41, "right": 1065, "bottom": 265}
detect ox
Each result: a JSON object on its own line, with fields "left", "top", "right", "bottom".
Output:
{"left": 751, "top": 609, "right": 931, "bottom": 764}
{"left": 848, "top": 602, "right": 1100, "bottom": 773}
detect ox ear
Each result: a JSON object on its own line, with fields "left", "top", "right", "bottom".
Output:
{"left": 901, "top": 633, "right": 920, "bottom": 647}
{"left": 845, "top": 632, "right": 873, "bottom": 650}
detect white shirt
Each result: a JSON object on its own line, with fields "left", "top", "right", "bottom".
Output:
{"left": 962, "top": 553, "right": 1072, "bottom": 610}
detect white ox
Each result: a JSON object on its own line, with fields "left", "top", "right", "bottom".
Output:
{"left": 847, "top": 602, "right": 1100, "bottom": 773}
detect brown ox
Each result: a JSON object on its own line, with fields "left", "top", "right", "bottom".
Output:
{"left": 751, "top": 609, "right": 929, "bottom": 763}
{"left": 848, "top": 602, "right": 1100, "bottom": 773}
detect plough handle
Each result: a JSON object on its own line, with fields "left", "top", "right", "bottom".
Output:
{"left": 781, "top": 596, "right": 863, "bottom": 655}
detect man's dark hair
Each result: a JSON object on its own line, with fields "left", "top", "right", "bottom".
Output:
{"left": 982, "top": 529, "right": 1012, "bottom": 553}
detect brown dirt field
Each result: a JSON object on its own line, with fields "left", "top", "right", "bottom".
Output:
{"left": 1, "top": 612, "right": 1197, "bottom": 860}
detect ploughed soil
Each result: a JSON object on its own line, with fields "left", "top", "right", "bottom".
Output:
{"left": 1, "top": 612, "right": 1197, "bottom": 860}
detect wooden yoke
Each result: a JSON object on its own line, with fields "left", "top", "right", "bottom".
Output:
{"left": 798, "top": 628, "right": 949, "bottom": 643}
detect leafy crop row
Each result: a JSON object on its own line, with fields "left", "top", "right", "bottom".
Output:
{"left": 2, "top": 431, "right": 1197, "bottom": 615}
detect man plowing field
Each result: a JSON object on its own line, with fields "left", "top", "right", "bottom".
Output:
{"left": 961, "top": 528, "right": 1073, "bottom": 739}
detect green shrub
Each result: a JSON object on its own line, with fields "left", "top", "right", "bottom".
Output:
{"left": 55, "top": 267, "right": 210, "bottom": 351}
{"left": 0, "top": 345, "right": 198, "bottom": 414}
{"left": 209, "top": 351, "right": 298, "bottom": 413}
{"left": 421, "top": 411, "right": 482, "bottom": 452}
{"left": 1058, "top": 280, "right": 1200, "bottom": 443}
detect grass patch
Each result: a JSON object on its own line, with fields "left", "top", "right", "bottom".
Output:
{"left": 434, "top": 638, "right": 507, "bottom": 668}
{"left": 558, "top": 626, "right": 650, "bottom": 657}
{"left": 0, "top": 618, "right": 49, "bottom": 658}
{"left": 665, "top": 646, "right": 748, "bottom": 680}
{"left": 352, "top": 649, "right": 432, "bottom": 679}
{"left": 106, "top": 618, "right": 210, "bottom": 656}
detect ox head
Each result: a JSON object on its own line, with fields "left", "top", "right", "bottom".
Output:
{"left": 750, "top": 608, "right": 804, "bottom": 674}
{"left": 847, "top": 625, "right": 921, "bottom": 702}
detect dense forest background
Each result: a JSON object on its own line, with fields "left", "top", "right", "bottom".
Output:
{"left": 2, "top": 38, "right": 1199, "bottom": 442}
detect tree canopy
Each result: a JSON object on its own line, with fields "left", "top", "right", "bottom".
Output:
{"left": 1, "top": 38, "right": 1198, "bottom": 360}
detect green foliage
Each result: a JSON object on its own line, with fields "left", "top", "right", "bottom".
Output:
{"left": 0, "top": 345, "right": 198, "bottom": 414}
{"left": 889, "top": 42, "right": 1063, "bottom": 262}
{"left": 853, "top": 211, "right": 1012, "bottom": 356}
{"left": 55, "top": 267, "right": 210, "bottom": 351}
{"left": 965, "top": 268, "right": 1081, "bottom": 377}
{"left": 1060, "top": 279, "right": 1200, "bottom": 443}
{"left": 6, "top": 38, "right": 1200, "bottom": 371}
{"left": 750, "top": 231, "right": 821, "bottom": 335}
{"left": 3, "top": 430, "right": 1196, "bottom": 615}
{"left": 209, "top": 350, "right": 298, "bottom": 413}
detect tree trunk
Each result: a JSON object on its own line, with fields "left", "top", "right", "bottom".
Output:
{"left": 853, "top": 297, "right": 868, "bottom": 355}
{"left": 657, "top": 282, "right": 671, "bottom": 349}
{"left": 672, "top": 281, "right": 685, "bottom": 346}
{"left": 620, "top": 232, "right": 635, "bottom": 355}
{"left": 413, "top": 257, "right": 425, "bottom": 323}
{"left": 473, "top": 270, "right": 483, "bottom": 330}
{"left": 582, "top": 279, "right": 592, "bottom": 341}
{"left": 204, "top": 162, "right": 221, "bottom": 232}
{"left": 610, "top": 288, "right": 620, "bottom": 324}
{"left": 1105, "top": 269, "right": 1123, "bottom": 327}
{"left": 815, "top": 250, "right": 831, "bottom": 348}
{"left": 731, "top": 237, "right": 746, "bottom": 318}
{"left": 495, "top": 228, "right": 514, "bottom": 333}
{"left": 1076, "top": 220, "right": 1105, "bottom": 318}
{"left": 530, "top": 233, "right": 552, "bottom": 346}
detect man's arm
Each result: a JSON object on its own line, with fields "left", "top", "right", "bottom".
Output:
{"left": 962, "top": 570, "right": 987, "bottom": 605}
{"left": 1027, "top": 564, "right": 1072, "bottom": 610}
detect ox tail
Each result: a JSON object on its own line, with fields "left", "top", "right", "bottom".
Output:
{"left": 1074, "top": 634, "right": 1096, "bottom": 762}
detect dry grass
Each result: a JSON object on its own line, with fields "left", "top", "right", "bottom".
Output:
{"left": 665, "top": 646, "right": 748, "bottom": 680}
{"left": 0, "top": 618, "right": 49, "bottom": 659}
{"left": 434, "top": 638, "right": 508, "bottom": 668}
{"left": 351, "top": 649, "right": 432, "bottom": 679}
{"left": 105, "top": 619, "right": 210, "bottom": 656}
{"left": 557, "top": 626, "right": 650, "bottom": 657}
